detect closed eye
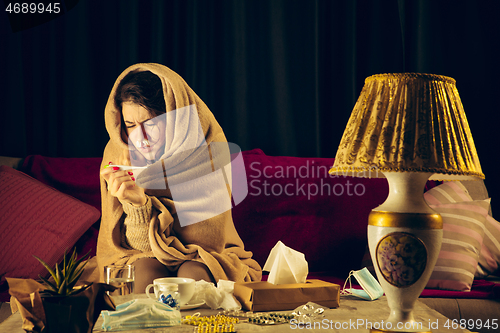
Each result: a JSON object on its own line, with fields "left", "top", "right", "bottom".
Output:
{"left": 143, "top": 119, "right": 157, "bottom": 127}
{"left": 125, "top": 118, "right": 155, "bottom": 129}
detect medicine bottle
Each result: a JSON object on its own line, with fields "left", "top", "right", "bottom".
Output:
{"left": 159, "top": 283, "right": 180, "bottom": 310}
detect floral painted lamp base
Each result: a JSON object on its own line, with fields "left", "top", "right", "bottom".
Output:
{"left": 367, "top": 172, "right": 443, "bottom": 332}
{"left": 377, "top": 232, "right": 427, "bottom": 288}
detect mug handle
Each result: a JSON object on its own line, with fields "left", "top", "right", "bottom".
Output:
{"left": 145, "top": 284, "right": 156, "bottom": 300}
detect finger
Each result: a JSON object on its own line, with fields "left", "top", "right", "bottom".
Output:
{"left": 101, "top": 166, "right": 118, "bottom": 175}
{"left": 106, "top": 171, "right": 130, "bottom": 194}
{"left": 108, "top": 170, "right": 132, "bottom": 185}
{"left": 100, "top": 166, "right": 121, "bottom": 183}
{"left": 107, "top": 176, "right": 121, "bottom": 196}
{"left": 113, "top": 172, "right": 137, "bottom": 189}
{"left": 100, "top": 167, "right": 114, "bottom": 182}
{"left": 115, "top": 179, "right": 138, "bottom": 200}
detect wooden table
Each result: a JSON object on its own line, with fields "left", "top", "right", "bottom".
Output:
{"left": 0, "top": 295, "right": 472, "bottom": 333}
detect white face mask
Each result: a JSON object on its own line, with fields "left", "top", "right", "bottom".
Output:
{"left": 341, "top": 267, "right": 384, "bottom": 301}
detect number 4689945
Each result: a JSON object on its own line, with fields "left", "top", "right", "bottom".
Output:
{"left": 444, "top": 318, "right": 498, "bottom": 330}
{"left": 5, "top": 2, "right": 61, "bottom": 14}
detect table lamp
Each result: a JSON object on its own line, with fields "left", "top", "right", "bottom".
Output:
{"left": 329, "top": 73, "right": 484, "bottom": 331}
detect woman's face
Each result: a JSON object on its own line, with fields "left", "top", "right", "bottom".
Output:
{"left": 122, "top": 102, "right": 166, "bottom": 163}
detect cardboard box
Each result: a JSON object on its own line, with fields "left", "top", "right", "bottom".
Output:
{"left": 233, "top": 279, "right": 340, "bottom": 312}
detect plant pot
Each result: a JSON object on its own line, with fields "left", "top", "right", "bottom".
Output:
{"left": 40, "top": 284, "right": 115, "bottom": 333}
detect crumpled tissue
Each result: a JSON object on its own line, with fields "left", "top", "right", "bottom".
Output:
{"left": 100, "top": 298, "right": 180, "bottom": 331}
{"left": 188, "top": 279, "right": 241, "bottom": 310}
{"left": 263, "top": 241, "right": 308, "bottom": 284}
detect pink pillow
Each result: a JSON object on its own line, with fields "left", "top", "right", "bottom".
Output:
{"left": 0, "top": 166, "right": 100, "bottom": 285}
{"left": 476, "top": 208, "right": 500, "bottom": 277}
{"left": 425, "top": 200, "right": 489, "bottom": 291}
{"left": 425, "top": 181, "right": 500, "bottom": 279}
{"left": 423, "top": 181, "right": 473, "bottom": 205}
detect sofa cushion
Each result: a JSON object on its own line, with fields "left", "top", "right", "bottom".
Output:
{"left": 424, "top": 181, "right": 500, "bottom": 283}
{"left": 476, "top": 211, "right": 500, "bottom": 277}
{"left": 0, "top": 166, "right": 101, "bottom": 292}
{"left": 20, "top": 155, "right": 103, "bottom": 211}
{"left": 423, "top": 181, "right": 473, "bottom": 204}
{"left": 425, "top": 199, "right": 490, "bottom": 291}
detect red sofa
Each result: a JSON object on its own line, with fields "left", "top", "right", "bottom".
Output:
{"left": 1, "top": 149, "right": 499, "bottom": 330}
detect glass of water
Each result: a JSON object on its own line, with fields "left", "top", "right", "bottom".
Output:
{"left": 105, "top": 264, "right": 135, "bottom": 296}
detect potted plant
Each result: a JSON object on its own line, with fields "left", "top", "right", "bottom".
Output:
{"left": 33, "top": 249, "right": 114, "bottom": 333}
{"left": 34, "top": 249, "right": 91, "bottom": 298}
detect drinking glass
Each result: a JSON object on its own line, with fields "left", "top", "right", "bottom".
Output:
{"left": 105, "top": 264, "right": 135, "bottom": 296}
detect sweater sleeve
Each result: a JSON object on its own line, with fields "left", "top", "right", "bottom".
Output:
{"left": 121, "top": 196, "right": 153, "bottom": 252}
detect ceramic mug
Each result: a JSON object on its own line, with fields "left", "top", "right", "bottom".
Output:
{"left": 145, "top": 277, "right": 195, "bottom": 305}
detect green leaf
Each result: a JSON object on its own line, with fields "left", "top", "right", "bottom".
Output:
{"left": 42, "top": 290, "right": 60, "bottom": 297}
{"left": 57, "top": 279, "right": 68, "bottom": 295}
{"left": 63, "top": 249, "right": 68, "bottom": 276}
{"left": 67, "top": 283, "right": 92, "bottom": 296}
{"left": 33, "top": 255, "right": 57, "bottom": 281}
{"left": 54, "top": 263, "right": 62, "bottom": 286}
{"left": 71, "top": 250, "right": 90, "bottom": 270}
{"left": 65, "top": 250, "right": 79, "bottom": 277}
{"left": 70, "top": 259, "right": 89, "bottom": 281}
{"left": 68, "top": 265, "right": 87, "bottom": 288}
{"left": 38, "top": 275, "right": 58, "bottom": 293}
{"left": 67, "top": 251, "right": 91, "bottom": 283}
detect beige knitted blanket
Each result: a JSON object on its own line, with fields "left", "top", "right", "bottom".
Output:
{"left": 96, "top": 63, "right": 262, "bottom": 283}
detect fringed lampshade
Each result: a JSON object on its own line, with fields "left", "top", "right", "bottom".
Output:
{"left": 330, "top": 73, "right": 484, "bottom": 180}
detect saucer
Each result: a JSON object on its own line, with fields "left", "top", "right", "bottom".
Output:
{"left": 181, "top": 301, "right": 205, "bottom": 310}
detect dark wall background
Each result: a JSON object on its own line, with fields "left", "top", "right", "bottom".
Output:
{"left": 1, "top": 0, "right": 499, "bottom": 212}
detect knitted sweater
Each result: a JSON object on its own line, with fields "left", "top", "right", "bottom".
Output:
{"left": 121, "top": 196, "right": 153, "bottom": 252}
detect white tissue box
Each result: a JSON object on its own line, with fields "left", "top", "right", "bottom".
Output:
{"left": 233, "top": 279, "right": 340, "bottom": 312}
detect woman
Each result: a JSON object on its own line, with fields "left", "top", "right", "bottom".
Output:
{"left": 97, "top": 63, "right": 262, "bottom": 291}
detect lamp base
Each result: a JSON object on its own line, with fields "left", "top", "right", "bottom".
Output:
{"left": 368, "top": 223, "right": 441, "bottom": 329}
{"left": 368, "top": 172, "right": 443, "bottom": 332}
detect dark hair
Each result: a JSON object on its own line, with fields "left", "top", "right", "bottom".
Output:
{"left": 115, "top": 70, "right": 166, "bottom": 117}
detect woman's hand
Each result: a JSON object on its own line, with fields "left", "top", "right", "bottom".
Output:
{"left": 101, "top": 162, "right": 147, "bottom": 207}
